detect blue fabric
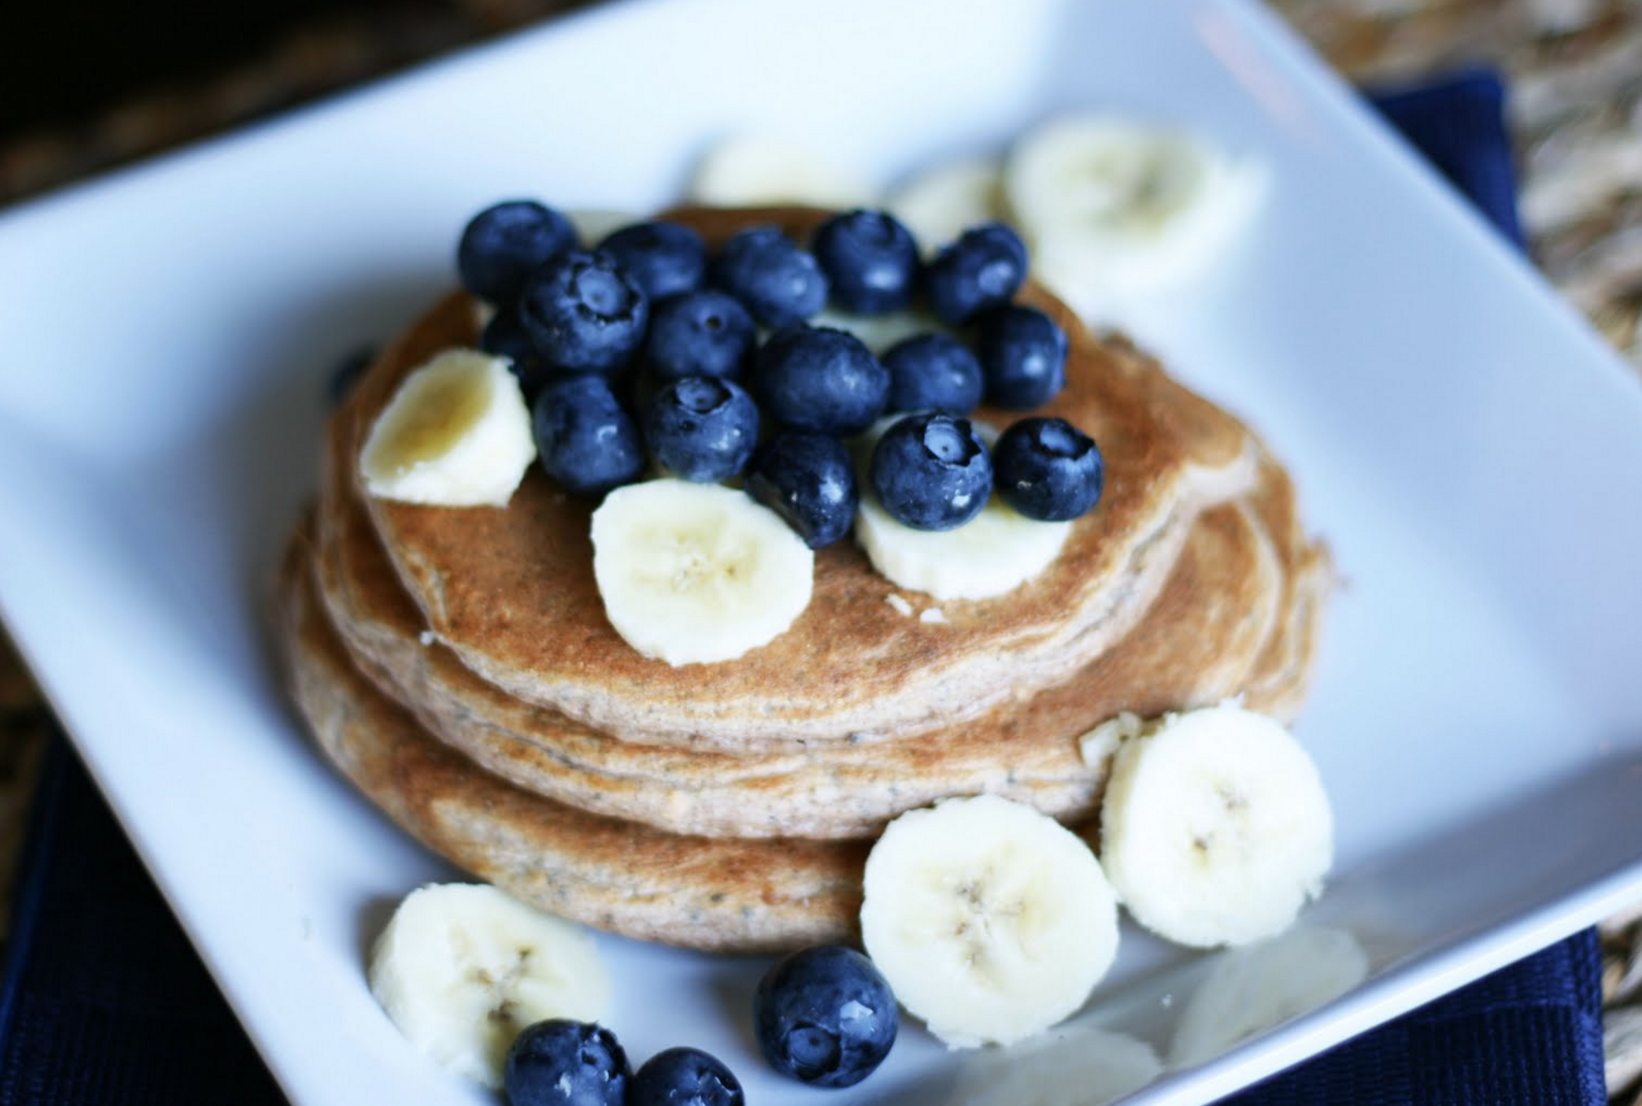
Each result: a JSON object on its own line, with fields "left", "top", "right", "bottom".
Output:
{"left": 0, "top": 68, "right": 1604, "bottom": 1105}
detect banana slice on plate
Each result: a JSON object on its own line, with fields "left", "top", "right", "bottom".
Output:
{"left": 852, "top": 417, "right": 1072, "bottom": 601}
{"left": 1002, "top": 113, "right": 1266, "bottom": 319}
{"left": 884, "top": 156, "right": 1006, "bottom": 256}
{"left": 688, "top": 135, "right": 876, "bottom": 210}
{"left": 1099, "top": 703, "right": 1334, "bottom": 949}
{"left": 859, "top": 794, "right": 1121, "bottom": 1049}
{"left": 1169, "top": 925, "right": 1369, "bottom": 1069}
{"left": 368, "top": 882, "right": 611, "bottom": 1088}
{"left": 590, "top": 478, "right": 815, "bottom": 665}
{"left": 358, "top": 349, "right": 536, "bottom": 508}
{"left": 954, "top": 1023, "right": 1163, "bottom": 1106}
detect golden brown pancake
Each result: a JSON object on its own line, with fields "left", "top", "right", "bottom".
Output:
{"left": 347, "top": 208, "right": 1263, "bottom": 748}
{"left": 278, "top": 529, "right": 867, "bottom": 952}
{"left": 313, "top": 390, "right": 1318, "bottom": 838}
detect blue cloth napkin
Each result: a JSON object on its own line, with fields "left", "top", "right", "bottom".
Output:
{"left": 0, "top": 69, "right": 1605, "bottom": 1106}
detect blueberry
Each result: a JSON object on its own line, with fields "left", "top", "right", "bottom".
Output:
{"left": 751, "top": 325, "right": 889, "bottom": 436}
{"left": 882, "top": 333, "right": 984, "bottom": 415}
{"left": 753, "top": 945, "right": 897, "bottom": 1088}
{"left": 745, "top": 431, "right": 859, "bottom": 548}
{"left": 993, "top": 416, "right": 1105, "bottom": 521}
{"left": 457, "top": 200, "right": 577, "bottom": 304}
{"left": 811, "top": 210, "right": 920, "bottom": 314}
{"left": 629, "top": 1047, "right": 744, "bottom": 1106}
{"left": 533, "top": 374, "right": 645, "bottom": 497}
{"left": 645, "top": 289, "right": 757, "bottom": 382}
{"left": 869, "top": 413, "right": 993, "bottom": 531}
{"left": 924, "top": 222, "right": 1028, "bottom": 324}
{"left": 504, "top": 1019, "right": 630, "bottom": 1106}
{"left": 644, "top": 376, "right": 759, "bottom": 482}
{"left": 480, "top": 308, "right": 551, "bottom": 400}
{"left": 711, "top": 226, "right": 828, "bottom": 327}
{"left": 520, "top": 251, "right": 650, "bottom": 373}
{"left": 597, "top": 220, "right": 708, "bottom": 301}
{"left": 976, "top": 304, "right": 1068, "bottom": 408}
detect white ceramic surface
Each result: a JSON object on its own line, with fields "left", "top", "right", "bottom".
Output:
{"left": 3, "top": 1, "right": 1642, "bottom": 1103}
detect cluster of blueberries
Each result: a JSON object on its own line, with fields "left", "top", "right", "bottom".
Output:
{"left": 504, "top": 945, "right": 897, "bottom": 1106}
{"left": 460, "top": 200, "right": 1105, "bottom": 540}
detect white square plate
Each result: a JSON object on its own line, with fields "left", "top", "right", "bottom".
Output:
{"left": 3, "top": 0, "right": 1642, "bottom": 1102}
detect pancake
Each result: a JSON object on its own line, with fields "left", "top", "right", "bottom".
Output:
{"left": 278, "top": 527, "right": 867, "bottom": 952}
{"left": 314, "top": 391, "right": 1314, "bottom": 838}
{"left": 348, "top": 207, "right": 1264, "bottom": 748}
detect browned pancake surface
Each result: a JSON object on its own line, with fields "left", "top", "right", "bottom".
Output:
{"left": 349, "top": 208, "right": 1261, "bottom": 747}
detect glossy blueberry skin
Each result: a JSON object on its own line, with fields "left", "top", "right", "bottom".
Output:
{"left": 520, "top": 251, "right": 650, "bottom": 373}
{"left": 457, "top": 200, "right": 577, "bottom": 304}
{"left": 645, "top": 289, "right": 757, "bottom": 382}
{"left": 870, "top": 413, "right": 993, "bottom": 531}
{"left": 923, "top": 222, "right": 1028, "bottom": 324}
{"left": 533, "top": 374, "right": 645, "bottom": 497}
{"left": 629, "top": 1047, "right": 745, "bottom": 1106}
{"left": 711, "top": 226, "right": 829, "bottom": 328}
{"left": 504, "top": 1020, "right": 630, "bottom": 1106}
{"left": 753, "top": 946, "right": 898, "bottom": 1088}
{"left": 480, "top": 308, "right": 551, "bottom": 401}
{"left": 751, "top": 325, "right": 889, "bottom": 436}
{"left": 745, "top": 431, "right": 859, "bottom": 548}
{"left": 596, "top": 220, "right": 708, "bottom": 301}
{"left": 993, "top": 416, "right": 1105, "bottom": 521}
{"left": 976, "top": 304, "right": 1068, "bottom": 408}
{"left": 882, "top": 333, "right": 984, "bottom": 415}
{"left": 810, "top": 210, "right": 921, "bottom": 314}
{"left": 644, "top": 376, "right": 760, "bottom": 482}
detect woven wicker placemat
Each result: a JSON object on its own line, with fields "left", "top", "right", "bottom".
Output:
{"left": 2, "top": 0, "right": 1639, "bottom": 1097}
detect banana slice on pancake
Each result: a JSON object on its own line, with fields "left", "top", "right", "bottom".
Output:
{"left": 859, "top": 794, "right": 1120, "bottom": 1049}
{"left": 359, "top": 349, "right": 536, "bottom": 508}
{"left": 689, "top": 134, "right": 876, "bottom": 209}
{"left": 1002, "top": 113, "right": 1267, "bottom": 318}
{"left": 368, "top": 882, "right": 611, "bottom": 1088}
{"left": 852, "top": 416, "right": 1072, "bottom": 601}
{"left": 1098, "top": 704, "right": 1333, "bottom": 948}
{"left": 885, "top": 157, "right": 1006, "bottom": 256}
{"left": 590, "top": 479, "right": 815, "bottom": 666}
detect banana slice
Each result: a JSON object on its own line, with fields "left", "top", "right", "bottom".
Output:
{"left": 810, "top": 307, "right": 946, "bottom": 355}
{"left": 564, "top": 208, "right": 644, "bottom": 245}
{"left": 1002, "top": 114, "right": 1266, "bottom": 319}
{"left": 884, "top": 156, "right": 1005, "bottom": 256}
{"left": 1169, "top": 925, "right": 1369, "bottom": 1069}
{"left": 954, "top": 1024, "right": 1162, "bottom": 1106}
{"left": 358, "top": 349, "right": 536, "bottom": 507}
{"left": 1099, "top": 704, "right": 1333, "bottom": 949}
{"left": 590, "top": 479, "right": 814, "bottom": 665}
{"left": 851, "top": 418, "right": 1071, "bottom": 600}
{"left": 368, "top": 883, "right": 611, "bottom": 1088}
{"left": 688, "top": 135, "right": 876, "bottom": 209}
{"left": 859, "top": 794, "right": 1121, "bottom": 1049}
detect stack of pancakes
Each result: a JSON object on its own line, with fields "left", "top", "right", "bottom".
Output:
{"left": 275, "top": 207, "right": 1330, "bottom": 953}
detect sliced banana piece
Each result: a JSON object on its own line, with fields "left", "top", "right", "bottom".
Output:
{"left": 1099, "top": 704, "right": 1333, "bottom": 949}
{"left": 884, "top": 156, "right": 1005, "bottom": 256}
{"left": 590, "top": 479, "right": 814, "bottom": 665}
{"left": 564, "top": 208, "right": 644, "bottom": 245}
{"left": 359, "top": 349, "right": 536, "bottom": 508}
{"left": 811, "top": 307, "right": 947, "bottom": 355}
{"left": 368, "top": 882, "right": 611, "bottom": 1088}
{"left": 954, "top": 1023, "right": 1163, "bottom": 1106}
{"left": 1169, "top": 925, "right": 1369, "bottom": 1069}
{"left": 860, "top": 794, "right": 1120, "bottom": 1049}
{"left": 1003, "top": 114, "right": 1266, "bottom": 319}
{"left": 851, "top": 418, "right": 1070, "bottom": 601}
{"left": 688, "top": 134, "right": 876, "bottom": 209}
